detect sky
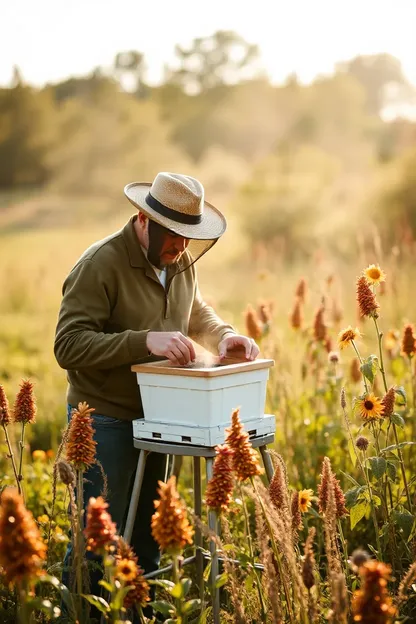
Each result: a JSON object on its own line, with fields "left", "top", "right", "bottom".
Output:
{"left": 1, "top": 0, "right": 416, "bottom": 88}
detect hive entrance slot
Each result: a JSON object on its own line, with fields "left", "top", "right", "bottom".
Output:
{"left": 152, "top": 432, "right": 162, "bottom": 439}
{"left": 181, "top": 435, "right": 192, "bottom": 442}
{"left": 248, "top": 429, "right": 257, "bottom": 437}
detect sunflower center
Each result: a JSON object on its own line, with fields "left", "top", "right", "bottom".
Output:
{"left": 364, "top": 400, "right": 374, "bottom": 410}
{"left": 368, "top": 269, "right": 381, "bottom": 279}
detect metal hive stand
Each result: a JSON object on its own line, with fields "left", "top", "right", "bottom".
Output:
{"left": 123, "top": 433, "right": 275, "bottom": 624}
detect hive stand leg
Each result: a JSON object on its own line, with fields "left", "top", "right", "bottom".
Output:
{"left": 193, "top": 456, "right": 204, "bottom": 601}
{"left": 206, "top": 457, "right": 220, "bottom": 624}
{"left": 123, "top": 450, "right": 148, "bottom": 544}
{"left": 259, "top": 445, "right": 274, "bottom": 483}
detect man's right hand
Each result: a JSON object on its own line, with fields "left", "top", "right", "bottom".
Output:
{"left": 146, "top": 331, "right": 196, "bottom": 366}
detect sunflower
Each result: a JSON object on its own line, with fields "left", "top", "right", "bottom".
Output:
{"left": 298, "top": 489, "right": 314, "bottom": 513}
{"left": 355, "top": 394, "right": 385, "bottom": 422}
{"left": 363, "top": 264, "right": 386, "bottom": 285}
{"left": 338, "top": 326, "right": 361, "bottom": 350}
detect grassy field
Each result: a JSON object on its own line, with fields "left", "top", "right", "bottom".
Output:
{"left": 1, "top": 197, "right": 416, "bottom": 622}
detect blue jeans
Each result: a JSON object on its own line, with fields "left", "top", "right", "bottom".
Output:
{"left": 62, "top": 407, "right": 168, "bottom": 621}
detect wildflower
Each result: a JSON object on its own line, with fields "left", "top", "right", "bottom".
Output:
{"left": 333, "top": 476, "right": 349, "bottom": 518}
{"left": 352, "top": 560, "right": 396, "bottom": 623}
{"left": 13, "top": 380, "right": 36, "bottom": 424}
{"left": 290, "top": 297, "right": 303, "bottom": 330}
{"left": 295, "top": 278, "right": 307, "bottom": 303}
{"left": 205, "top": 445, "right": 234, "bottom": 512}
{"left": 328, "top": 351, "right": 340, "bottom": 365}
{"left": 363, "top": 264, "right": 386, "bottom": 285}
{"left": 349, "top": 548, "right": 370, "bottom": 572}
{"left": 151, "top": 476, "right": 193, "bottom": 555}
{"left": 84, "top": 496, "right": 117, "bottom": 554}
{"left": 66, "top": 402, "right": 97, "bottom": 470}
{"left": 0, "top": 385, "right": 10, "bottom": 426}
{"left": 0, "top": 488, "right": 46, "bottom": 585}
{"left": 313, "top": 305, "right": 327, "bottom": 342}
{"left": 299, "top": 489, "right": 314, "bottom": 513}
{"left": 116, "top": 558, "right": 138, "bottom": 583}
{"left": 401, "top": 323, "right": 416, "bottom": 357}
{"left": 302, "top": 527, "right": 316, "bottom": 590}
{"left": 381, "top": 387, "right": 396, "bottom": 419}
{"left": 32, "top": 450, "right": 46, "bottom": 462}
{"left": 350, "top": 357, "right": 362, "bottom": 383}
{"left": 37, "top": 514, "right": 49, "bottom": 524}
{"left": 244, "top": 305, "right": 263, "bottom": 340}
{"left": 340, "top": 388, "right": 347, "bottom": 409}
{"left": 356, "top": 436, "right": 369, "bottom": 452}
{"left": 338, "top": 326, "right": 361, "bottom": 350}
{"left": 291, "top": 491, "right": 302, "bottom": 531}
{"left": 355, "top": 394, "right": 385, "bottom": 422}
{"left": 57, "top": 460, "right": 75, "bottom": 487}
{"left": 356, "top": 276, "right": 379, "bottom": 319}
{"left": 116, "top": 538, "right": 150, "bottom": 609}
{"left": 225, "top": 408, "right": 263, "bottom": 481}
{"left": 46, "top": 450, "right": 55, "bottom": 460}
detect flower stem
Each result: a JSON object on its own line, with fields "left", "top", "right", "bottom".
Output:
{"left": 2, "top": 424, "right": 20, "bottom": 490}
{"left": 351, "top": 341, "right": 368, "bottom": 393}
{"left": 17, "top": 422, "right": 26, "bottom": 500}
{"left": 75, "top": 469, "right": 85, "bottom": 612}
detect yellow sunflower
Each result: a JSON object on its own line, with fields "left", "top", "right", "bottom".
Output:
{"left": 298, "top": 489, "right": 314, "bottom": 513}
{"left": 338, "top": 326, "right": 362, "bottom": 350}
{"left": 115, "top": 558, "right": 138, "bottom": 583}
{"left": 355, "top": 394, "right": 385, "bottom": 422}
{"left": 363, "top": 264, "right": 386, "bottom": 285}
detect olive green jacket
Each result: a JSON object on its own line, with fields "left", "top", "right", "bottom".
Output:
{"left": 54, "top": 216, "right": 236, "bottom": 420}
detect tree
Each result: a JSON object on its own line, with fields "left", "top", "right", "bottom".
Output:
{"left": 165, "top": 30, "right": 262, "bottom": 94}
{"left": 114, "top": 50, "right": 148, "bottom": 97}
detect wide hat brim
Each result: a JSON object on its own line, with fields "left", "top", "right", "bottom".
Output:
{"left": 124, "top": 182, "right": 227, "bottom": 240}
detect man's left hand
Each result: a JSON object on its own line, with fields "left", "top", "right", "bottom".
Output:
{"left": 218, "top": 334, "right": 260, "bottom": 362}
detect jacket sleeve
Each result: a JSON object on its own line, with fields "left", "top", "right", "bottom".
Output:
{"left": 188, "top": 281, "right": 236, "bottom": 353}
{"left": 54, "top": 259, "right": 149, "bottom": 370}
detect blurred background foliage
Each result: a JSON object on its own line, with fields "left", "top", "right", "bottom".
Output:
{"left": 1, "top": 30, "right": 416, "bottom": 450}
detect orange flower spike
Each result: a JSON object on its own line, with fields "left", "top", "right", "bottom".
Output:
{"left": 381, "top": 387, "right": 396, "bottom": 419}
{"left": 356, "top": 276, "right": 379, "bottom": 319}
{"left": 401, "top": 324, "right": 416, "bottom": 357}
{"left": 245, "top": 305, "right": 263, "bottom": 340}
{"left": 0, "top": 488, "right": 46, "bottom": 585}
{"left": 352, "top": 560, "right": 396, "bottom": 623}
{"left": 13, "top": 380, "right": 37, "bottom": 424}
{"left": 84, "top": 496, "right": 117, "bottom": 554}
{"left": 0, "top": 385, "right": 10, "bottom": 426}
{"left": 66, "top": 402, "right": 97, "bottom": 470}
{"left": 225, "top": 408, "right": 263, "bottom": 481}
{"left": 151, "top": 476, "right": 193, "bottom": 555}
{"left": 205, "top": 444, "right": 235, "bottom": 513}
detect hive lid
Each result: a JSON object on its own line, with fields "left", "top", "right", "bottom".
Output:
{"left": 131, "top": 357, "right": 274, "bottom": 378}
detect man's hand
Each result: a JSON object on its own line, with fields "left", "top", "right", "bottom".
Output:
{"left": 218, "top": 334, "right": 260, "bottom": 362}
{"left": 146, "top": 331, "right": 196, "bottom": 366}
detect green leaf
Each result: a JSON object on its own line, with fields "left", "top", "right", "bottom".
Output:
{"left": 150, "top": 579, "right": 175, "bottom": 590}
{"left": 386, "top": 461, "right": 398, "bottom": 482}
{"left": 111, "top": 585, "right": 135, "bottom": 610}
{"left": 38, "top": 575, "right": 75, "bottom": 617}
{"left": 81, "top": 595, "right": 109, "bottom": 614}
{"left": 391, "top": 511, "right": 415, "bottom": 540}
{"left": 149, "top": 600, "right": 175, "bottom": 616}
{"left": 26, "top": 598, "right": 61, "bottom": 618}
{"left": 98, "top": 579, "right": 113, "bottom": 593}
{"left": 348, "top": 438, "right": 357, "bottom": 467}
{"left": 350, "top": 501, "right": 370, "bottom": 530}
{"left": 360, "top": 355, "right": 378, "bottom": 384}
{"left": 171, "top": 581, "right": 184, "bottom": 599}
{"left": 395, "top": 386, "right": 407, "bottom": 405}
{"left": 381, "top": 441, "right": 416, "bottom": 454}
{"left": 344, "top": 486, "right": 362, "bottom": 509}
{"left": 391, "top": 413, "right": 405, "bottom": 428}
{"left": 215, "top": 572, "right": 229, "bottom": 589}
{"left": 183, "top": 598, "right": 202, "bottom": 614}
{"left": 198, "top": 606, "right": 212, "bottom": 624}
{"left": 368, "top": 456, "right": 387, "bottom": 480}
{"left": 180, "top": 577, "right": 192, "bottom": 597}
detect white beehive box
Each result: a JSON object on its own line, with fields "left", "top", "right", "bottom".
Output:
{"left": 131, "top": 358, "right": 275, "bottom": 446}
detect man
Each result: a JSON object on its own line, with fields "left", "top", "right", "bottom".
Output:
{"left": 54, "top": 171, "right": 259, "bottom": 616}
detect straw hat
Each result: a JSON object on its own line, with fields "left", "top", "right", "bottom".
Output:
{"left": 124, "top": 172, "right": 227, "bottom": 240}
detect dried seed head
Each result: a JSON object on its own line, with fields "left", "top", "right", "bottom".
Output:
{"left": 13, "top": 380, "right": 36, "bottom": 424}
{"left": 291, "top": 490, "right": 302, "bottom": 533}
{"left": 302, "top": 527, "right": 316, "bottom": 590}
{"left": 352, "top": 560, "right": 396, "bottom": 623}
{"left": 349, "top": 548, "right": 370, "bottom": 572}
{"left": 244, "top": 305, "right": 263, "bottom": 340}
{"left": 340, "top": 388, "right": 347, "bottom": 409}
{"left": 151, "top": 476, "right": 194, "bottom": 555}
{"left": 295, "top": 278, "right": 307, "bottom": 303}
{"left": 205, "top": 444, "right": 234, "bottom": 513}
{"left": 57, "top": 460, "right": 75, "bottom": 487}
{"left": 328, "top": 351, "right": 340, "bottom": 365}
{"left": 381, "top": 387, "right": 396, "bottom": 419}
{"left": 355, "top": 436, "right": 369, "bottom": 452}
{"left": 290, "top": 297, "right": 303, "bottom": 330}
{"left": 225, "top": 408, "right": 263, "bottom": 481}
{"left": 356, "top": 276, "right": 379, "bottom": 319}
{"left": 401, "top": 324, "right": 416, "bottom": 357}
{"left": 269, "top": 459, "right": 288, "bottom": 511}
{"left": 0, "top": 385, "right": 10, "bottom": 426}
{"left": 313, "top": 305, "right": 327, "bottom": 342}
